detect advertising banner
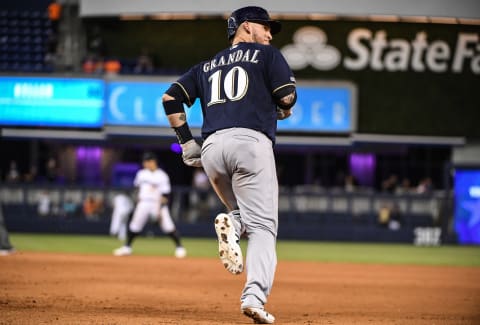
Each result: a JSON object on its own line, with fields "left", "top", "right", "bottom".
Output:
{"left": 0, "top": 77, "right": 104, "bottom": 128}
{"left": 105, "top": 80, "right": 356, "bottom": 133}
{"left": 454, "top": 168, "right": 480, "bottom": 244}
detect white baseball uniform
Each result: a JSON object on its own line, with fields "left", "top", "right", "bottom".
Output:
{"left": 109, "top": 193, "right": 134, "bottom": 240}
{"left": 128, "top": 168, "right": 176, "bottom": 234}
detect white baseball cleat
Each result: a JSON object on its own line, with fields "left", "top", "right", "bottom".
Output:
{"left": 0, "top": 248, "right": 15, "bottom": 256}
{"left": 214, "top": 213, "right": 243, "bottom": 275}
{"left": 113, "top": 246, "right": 132, "bottom": 256}
{"left": 174, "top": 246, "right": 187, "bottom": 258}
{"left": 242, "top": 307, "right": 275, "bottom": 324}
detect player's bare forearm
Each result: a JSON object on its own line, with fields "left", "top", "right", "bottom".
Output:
{"left": 276, "top": 90, "right": 296, "bottom": 119}
{"left": 280, "top": 91, "right": 296, "bottom": 107}
{"left": 167, "top": 112, "right": 187, "bottom": 128}
{"left": 160, "top": 195, "right": 168, "bottom": 205}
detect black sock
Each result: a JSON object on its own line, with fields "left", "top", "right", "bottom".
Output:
{"left": 167, "top": 230, "right": 182, "bottom": 247}
{"left": 126, "top": 229, "right": 140, "bottom": 247}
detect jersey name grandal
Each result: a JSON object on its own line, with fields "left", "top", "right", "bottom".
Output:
{"left": 176, "top": 42, "right": 294, "bottom": 143}
{"left": 203, "top": 48, "right": 260, "bottom": 73}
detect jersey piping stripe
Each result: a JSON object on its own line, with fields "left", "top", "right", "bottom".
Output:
{"left": 272, "top": 83, "right": 296, "bottom": 94}
{"left": 173, "top": 82, "right": 192, "bottom": 107}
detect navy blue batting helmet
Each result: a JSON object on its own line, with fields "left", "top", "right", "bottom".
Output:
{"left": 227, "top": 6, "right": 281, "bottom": 40}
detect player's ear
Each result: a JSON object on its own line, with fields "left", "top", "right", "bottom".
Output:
{"left": 242, "top": 21, "right": 251, "bottom": 34}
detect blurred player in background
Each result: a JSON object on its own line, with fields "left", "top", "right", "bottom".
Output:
{"left": 188, "top": 168, "right": 211, "bottom": 222}
{"left": 113, "top": 152, "right": 186, "bottom": 258}
{"left": 0, "top": 203, "right": 15, "bottom": 256}
{"left": 109, "top": 191, "right": 134, "bottom": 241}
{"left": 162, "top": 6, "right": 296, "bottom": 324}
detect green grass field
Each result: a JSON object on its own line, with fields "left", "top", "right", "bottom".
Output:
{"left": 9, "top": 232, "right": 480, "bottom": 267}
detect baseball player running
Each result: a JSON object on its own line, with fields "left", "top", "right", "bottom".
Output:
{"left": 162, "top": 6, "right": 296, "bottom": 324}
{"left": 113, "top": 152, "right": 187, "bottom": 258}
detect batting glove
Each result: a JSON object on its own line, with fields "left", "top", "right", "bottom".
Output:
{"left": 180, "top": 139, "right": 202, "bottom": 167}
{"left": 277, "top": 107, "right": 292, "bottom": 120}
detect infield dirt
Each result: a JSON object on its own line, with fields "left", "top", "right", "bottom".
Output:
{"left": 1, "top": 252, "right": 479, "bottom": 324}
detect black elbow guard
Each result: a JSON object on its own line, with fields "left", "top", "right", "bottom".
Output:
{"left": 163, "top": 98, "right": 185, "bottom": 115}
{"left": 273, "top": 85, "right": 297, "bottom": 110}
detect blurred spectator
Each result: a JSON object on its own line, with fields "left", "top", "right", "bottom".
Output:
{"left": 83, "top": 24, "right": 107, "bottom": 73}
{"left": 416, "top": 177, "right": 433, "bottom": 194}
{"left": 377, "top": 202, "right": 403, "bottom": 230}
{"left": 61, "top": 198, "right": 77, "bottom": 217}
{"left": 47, "top": 0, "right": 62, "bottom": 33}
{"left": 82, "top": 55, "right": 105, "bottom": 75}
{"left": 388, "top": 203, "right": 403, "bottom": 230}
{"left": 45, "top": 158, "right": 59, "bottom": 183}
{"left": 104, "top": 58, "right": 121, "bottom": 76}
{"left": 378, "top": 205, "right": 390, "bottom": 227}
{"left": 5, "top": 161, "right": 20, "bottom": 183}
{"left": 82, "top": 56, "right": 106, "bottom": 75}
{"left": 344, "top": 174, "right": 358, "bottom": 192}
{"left": 23, "top": 166, "right": 38, "bottom": 183}
{"left": 395, "top": 177, "right": 412, "bottom": 195}
{"left": 46, "top": 1, "right": 62, "bottom": 71}
{"left": 37, "top": 191, "right": 51, "bottom": 217}
{"left": 83, "top": 195, "right": 103, "bottom": 220}
{"left": 381, "top": 174, "right": 398, "bottom": 193}
{"left": 134, "top": 48, "right": 154, "bottom": 74}
{"left": 95, "top": 57, "right": 106, "bottom": 75}
{"left": 82, "top": 55, "right": 96, "bottom": 74}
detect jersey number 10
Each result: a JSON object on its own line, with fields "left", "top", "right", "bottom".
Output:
{"left": 207, "top": 66, "right": 249, "bottom": 107}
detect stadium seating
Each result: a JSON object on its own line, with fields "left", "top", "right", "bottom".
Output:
{"left": 0, "top": 9, "right": 51, "bottom": 73}
{"left": 0, "top": 183, "right": 444, "bottom": 242}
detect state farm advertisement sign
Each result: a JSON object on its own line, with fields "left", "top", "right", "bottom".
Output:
{"left": 281, "top": 26, "right": 479, "bottom": 74}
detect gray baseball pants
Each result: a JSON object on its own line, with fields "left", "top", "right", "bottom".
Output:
{"left": 201, "top": 127, "right": 278, "bottom": 309}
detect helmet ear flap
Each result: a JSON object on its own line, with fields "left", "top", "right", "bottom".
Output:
{"left": 227, "top": 16, "right": 238, "bottom": 39}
